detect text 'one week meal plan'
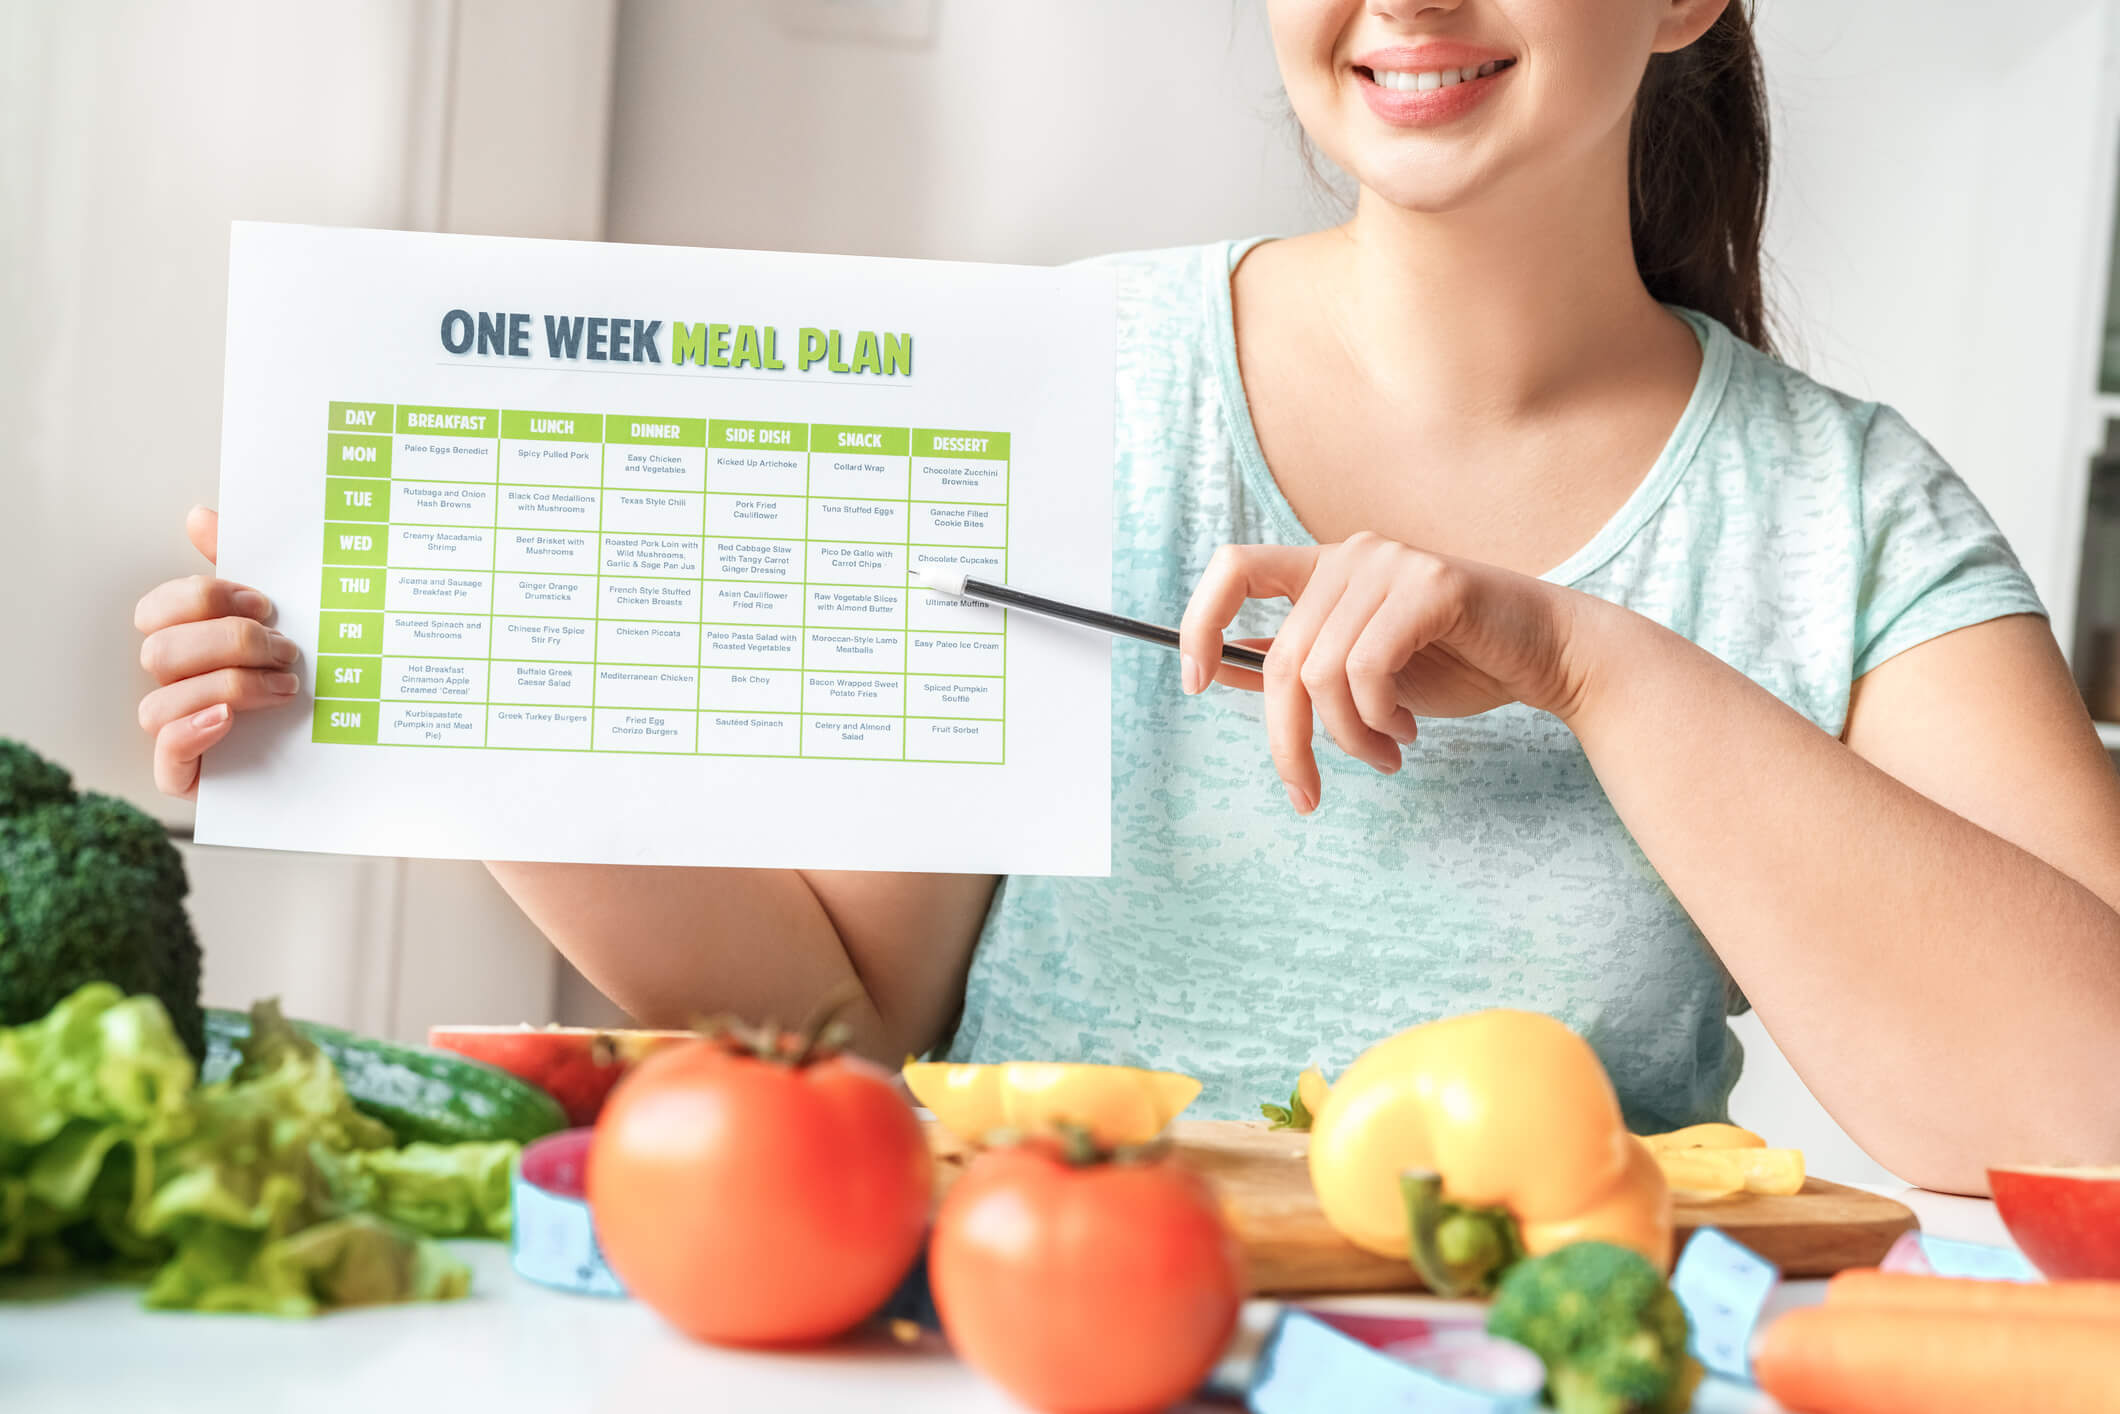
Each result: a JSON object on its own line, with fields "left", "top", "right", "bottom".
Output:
{"left": 197, "top": 223, "right": 1114, "bottom": 874}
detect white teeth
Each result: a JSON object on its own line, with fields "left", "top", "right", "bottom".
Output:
{"left": 1371, "top": 62, "right": 1501, "bottom": 91}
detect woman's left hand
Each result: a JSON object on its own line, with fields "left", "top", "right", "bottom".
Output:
{"left": 1179, "top": 533, "right": 1596, "bottom": 813}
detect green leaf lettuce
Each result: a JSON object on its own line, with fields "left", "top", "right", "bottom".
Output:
{"left": 1, "top": 985, "right": 518, "bottom": 1315}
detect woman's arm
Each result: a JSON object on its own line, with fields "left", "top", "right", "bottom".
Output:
{"left": 1565, "top": 604, "right": 2120, "bottom": 1193}
{"left": 1181, "top": 536, "right": 2120, "bottom": 1194}
{"left": 489, "top": 862, "right": 997, "bottom": 1064}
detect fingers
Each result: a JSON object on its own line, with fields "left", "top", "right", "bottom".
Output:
{"left": 138, "top": 666, "right": 300, "bottom": 737}
{"left": 133, "top": 572, "right": 274, "bottom": 636}
{"left": 1345, "top": 578, "right": 1458, "bottom": 741}
{"left": 1302, "top": 580, "right": 1407, "bottom": 774}
{"left": 140, "top": 615, "right": 299, "bottom": 685}
{"left": 153, "top": 703, "right": 236, "bottom": 801}
{"left": 1259, "top": 557, "right": 1351, "bottom": 816}
{"left": 138, "top": 508, "right": 259, "bottom": 802}
{"left": 186, "top": 505, "right": 220, "bottom": 565}
{"left": 1179, "top": 544, "right": 1318, "bottom": 695}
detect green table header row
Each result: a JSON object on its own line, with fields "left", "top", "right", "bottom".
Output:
{"left": 501, "top": 410, "right": 602, "bottom": 443}
{"left": 610, "top": 416, "right": 707, "bottom": 447}
{"left": 912, "top": 429, "right": 1009, "bottom": 460}
{"left": 327, "top": 404, "right": 1006, "bottom": 460}
{"left": 399, "top": 405, "right": 499, "bottom": 437}
{"left": 810, "top": 425, "right": 910, "bottom": 457}
{"left": 329, "top": 402, "right": 393, "bottom": 432}
{"left": 711, "top": 419, "right": 807, "bottom": 452}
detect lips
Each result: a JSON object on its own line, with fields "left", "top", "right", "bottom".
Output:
{"left": 1352, "top": 46, "right": 1518, "bottom": 127}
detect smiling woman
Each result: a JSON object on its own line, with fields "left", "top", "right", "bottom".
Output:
{"left": 128, "top": 0, "right": 2120, "bottom": 1199}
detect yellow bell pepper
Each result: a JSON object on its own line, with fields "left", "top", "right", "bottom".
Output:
{"left": 903, "top": 1061, "right": 1201, "bottom": 1147}
{"left": 1308, "top": 1009, "right": 1673, "bottom": 1295}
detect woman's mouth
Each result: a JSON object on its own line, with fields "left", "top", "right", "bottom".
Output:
{"left": 1359, "top": 58, "right": 1515, "bottom": 92}
{"left": 1352, "top": 55, "right": 1517, "bottom": 126}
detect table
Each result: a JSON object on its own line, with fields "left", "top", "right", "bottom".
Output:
{"left": 0, "top": 1188, "right": 2011, "bottom": 1414}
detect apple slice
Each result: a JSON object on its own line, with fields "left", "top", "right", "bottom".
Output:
{"left": 1987, "top": 1165, "right": 2120, "bottom": 1280}
{"left": 429, "top": 1024, "right": 691, "bottom": 1127}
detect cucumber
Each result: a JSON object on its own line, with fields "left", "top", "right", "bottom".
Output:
{"left": 203, "top": 1006, "right": 568, "bottom": 1146}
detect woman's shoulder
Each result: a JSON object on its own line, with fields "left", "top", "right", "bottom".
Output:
{"left": 1064, "top": 239, "right": 1260, "bottom": 352}
{"left": 1695, "top": 313, "right": 1949, "bottom": 490}
{"left": 1065, "top": 238, "right": 1241, "bottom": 295}
{"left": 1679, "top": 312, "right": 2044, "bottom": 681}
{"left": 1064, "top": 240, "right": 1259, "bottom": 463}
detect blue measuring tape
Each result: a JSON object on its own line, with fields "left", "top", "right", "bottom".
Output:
{"left": 1247, "top": 1310, "right": 1545, "bottom": 1414}
{"left": 1671, "top": 1226, "right": 1780, "bottom": 1384}
{"left": 510, "top": 1127, "right": 626, "bottom": 1298}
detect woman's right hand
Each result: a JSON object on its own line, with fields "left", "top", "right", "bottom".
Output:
{"left": 133, "top": 506, "right": 302, "bottom": 800}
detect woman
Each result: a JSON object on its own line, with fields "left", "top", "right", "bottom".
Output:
{"left": 134, "top": 0, "right": 2120, "bottom": 1193}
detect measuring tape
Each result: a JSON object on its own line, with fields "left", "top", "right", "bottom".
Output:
{"left": 511, "top": 1127, "right": 626, "bottom": 1297}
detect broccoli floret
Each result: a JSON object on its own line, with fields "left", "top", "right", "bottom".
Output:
{"left": 0, "top": 739, "right": 203, "bottom": 1058}
{"left": 1486, "top": 1241, "right": 1702, "bottom": 1414}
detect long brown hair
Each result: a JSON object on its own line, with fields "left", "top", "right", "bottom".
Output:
{"left": 1630, "top": 3, "right": 1774, "bottom": 353}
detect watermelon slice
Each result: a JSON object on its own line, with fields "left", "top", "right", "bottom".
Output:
{"left": 428, "top": 1025, "right": 692, "bottom": 1127}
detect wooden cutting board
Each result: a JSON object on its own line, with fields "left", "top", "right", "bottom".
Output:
{"left": 927, "top": 1119, "right": 1918, "bottom": 1295}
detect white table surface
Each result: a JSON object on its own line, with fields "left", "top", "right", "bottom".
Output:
{"left": 0, "top": 1186, "right": 2013, "bottom": 1414}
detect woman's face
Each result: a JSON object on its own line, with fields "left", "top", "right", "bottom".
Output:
{"left": 1270, "top": 0, "right": 1726, "bottom": 213}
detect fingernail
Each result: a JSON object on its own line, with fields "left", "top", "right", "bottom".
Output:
{"left": 191, "top": 703, "right": 230, "bottom": 728}
{"left": 1180, "top": 653, "right": 1202, "bottom": 695}
{"left": 1285, "top": 783, "right": 1312, "bottom": 815}
{"left": 232, "top": 589, "right": 273, "bottom": 620}
{"left": 265, "top": 672, "right": 299, "bottom": 695}
{"left": 268, "top": 631, "right": 299, "bottom": 664}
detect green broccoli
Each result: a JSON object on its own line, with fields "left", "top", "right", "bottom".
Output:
{"left": 0, "top": 739, "right": 204, "bottom": 1058}
{"left": 1485, "top": 1241, "right": 1703, "bottom": 1414}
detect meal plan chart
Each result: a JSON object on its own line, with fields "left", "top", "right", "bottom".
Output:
{"left": 197, "top": 224, "right": 1114, "bottom": 874}
{"left": 311, "top": 411, "right": 1009, "bottom": 759}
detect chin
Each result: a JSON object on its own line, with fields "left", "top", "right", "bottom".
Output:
{"left": 1341, "top": 156, "right": 1501, "bottom": 216}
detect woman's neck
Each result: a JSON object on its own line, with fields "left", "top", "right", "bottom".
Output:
{"left": 1311, "top": 137, "right": 1685, "bottom": 419}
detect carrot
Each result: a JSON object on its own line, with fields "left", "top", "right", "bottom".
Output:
{"left": 1754, "top": 1306, "right": 2120, "bottom": 1414}
{"left": 1827, "top": 1269, "right": 2120, "bottom": 1321}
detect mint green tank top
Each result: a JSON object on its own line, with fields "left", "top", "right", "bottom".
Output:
{"left": 942, "top": 239, "right": 2045, "bottom": 1131}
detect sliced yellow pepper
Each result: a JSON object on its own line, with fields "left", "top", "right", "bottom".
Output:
{"left": 1653, "top": 1150, "right": 1748, "bottom": 1199}
{"left": 1262, "top": 1065, "right": 1334, "bottom": 1131}
{"left": 1296, "top": 1066, "right": 1331, "bottom": 1119}
{"left": 1653, "top": 1145, "right": 1806, "bottom": 1198}
{"left": 1640, "top": 1122, "right": 1767, "bottom": 1152}
{"left": 903, "top": 1061, "right": 1201, "bottom": 1147}
{"left": 1308, "top": 1009, "right": 1673, "bottom": 1295}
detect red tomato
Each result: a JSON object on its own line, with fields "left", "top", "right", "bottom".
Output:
{"left": 586, "top": 1035, "right": 930, "bottom": 1346}
{"left": 930, "top": 1139, "right": 1245, "bottom": 1413}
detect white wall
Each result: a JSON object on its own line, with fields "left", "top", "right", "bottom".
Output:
{"left": 604, "top": 0, "right": 1318, "bottom": 261}
{"left": 0, "top": 0, "right": 617, "bottom": 1039}
{"left": 1755, "top": 0, "right": 2114, "bottom": 637}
